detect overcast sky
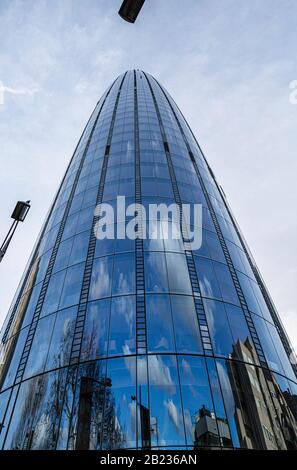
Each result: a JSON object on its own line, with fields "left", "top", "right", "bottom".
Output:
{"left": 0, "top": 0, "right": 296, "bottom": 350}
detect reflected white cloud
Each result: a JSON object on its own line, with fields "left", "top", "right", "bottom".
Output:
{"left": 148, "top": 355, "right": 176, "bottom": 394}
{"left": 164, "top": 399, "right": 181, "bottom": 432}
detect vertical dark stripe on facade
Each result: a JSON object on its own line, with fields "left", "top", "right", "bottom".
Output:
{"left": 134, "top": 71, "right": 147, "bottom": 356}
{"left": 142, "top": 71, "right": 214, "bottom": 357}
{"left": 134, "top": 70, "right": 151, "bottom": 450}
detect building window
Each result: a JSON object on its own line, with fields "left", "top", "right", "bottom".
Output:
{"left": 89, "top": 256, "right": 113, "bottom": 300}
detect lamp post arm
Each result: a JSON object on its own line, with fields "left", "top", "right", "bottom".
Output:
{"left": 0, "top": 220, "right": 19, "bottom": 263}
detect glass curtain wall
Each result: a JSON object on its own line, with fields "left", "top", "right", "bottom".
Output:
{"left": 0, "top": 70, "right": 297, "bottom": 450}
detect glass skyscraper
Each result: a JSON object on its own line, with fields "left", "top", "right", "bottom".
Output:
{"left": 0, "top": 70, "right": 297, "bottom": 450}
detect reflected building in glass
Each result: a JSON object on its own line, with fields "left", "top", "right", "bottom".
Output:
{"left": 0, "top": 70, "right": 297, "bottom": 450}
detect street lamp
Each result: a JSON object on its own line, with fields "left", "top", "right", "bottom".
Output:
{"left": 118, "top": 0, "right": 146, "bottom": 23}
{"left": 0, "top": 200, "right": 31, "bottom": 263}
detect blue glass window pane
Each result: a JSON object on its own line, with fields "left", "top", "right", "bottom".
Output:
{"left": 5, "top": 369, "right": 67, "bottom": 450}
{"left": 1, "top": 327, "right": 29, "bottom": 390}
{"left": 225, "top": 304, "right": 253, "bottom": 350}
{"left": 166, "top": 253, "right": 192, "bottom": 295}
{"left": 0, "top": 389, "right": 10, "bottom": 430}
{"left": 104, "top": 357, "right": 136, "bottom": 449}
{"left": 142, "top": 179, "right": 155, "bottom": 197}
{"left": 118, "top": 181, "right": 134, "bottom": 197}
{"left": 103, "top": 182, "right": 118, "bottom": 200}
{"left": 89, "top": 256, "right": 113, "bottom": 300}
{"left": 237, "top": 272, "right": 261, "bottom": 315}
{"left": 179, "top": 356, "right": 218, "bottom": 447}
{"left": 148, "top": 355, "right": 186, "bottom": 447}
{"left": 108, "top": 296, "right": 136, "bottom": 356}
{"left": 215, "top": 359, "right": 241, "bottom": 448}
{"left": 51, "top": 203, "right": 67, "bottom": 227}
{"left": 194, "top": 257, "right": 222, "bottom": 300}
{"left": 287, "top": 381, "right": 297, "bottom": 417}
{"left": 24, "top": 314, "right": 56, "bottom": 379}
{"left": 206, "top": 358, "right": 232, "bottom": 447}
{"left": 2, "top": 380, "right": 31, "bottom": 448}
{"left": 217, "top": 215, "right": 240, "bottom": 246}
{"left": 192, "top": 229, "right": 210, "bottom": 257}
{"left": 203, "top": 299, "right": 234, "bottom": 357}
{"left": 40, "top": 225, "right": 59, "bottom": 253}
{"left": 75, "top": 175, "right": 88, "bottom": 195}
{"left": 82, "top": 186, "right": 98, "bottom": 209}
{"left": 41, "top": 270, "right": 66, "bottom": 317}
{"left": 112, "top": 253, "right": 135, "bottom": 296}
{"left": 53, "top": 238, "right": 73, "bottom": 273}
{"left": 205, "top": 232, "right": 226, "bottom": 264}
{"left": 76, "top": 207, "right": 94, "bottom": 233}
{"left": 88, "top": 171, "right": 101, "bottom": 189}
{"left": 163, "top": 222, "right": 183, "bottom": 253}
{"left": 143, "top": 220, "right": 164, "bottom": 252}
{"left": 69, "top": 231, "right": 90, "bottom": 266}
{"left": 212, "top": 262, "right": 239, "bottom": 306}
{"left": 115, "top": 223, "right": 134, "bottom": 253}
{"left": 59, "top": 263, "right": 85, "bottom": 310}
{"left": 0, "top": 388, "right": 18, "bottom": 449}
{"left": 248, "top": 280, "right": 273, "bottom": 323}
{"left": 272, "top": 373, "right": 297, "bottom": 435}
{"left": 81, "top": 299, "right": 110, "bottom": 360}
{"left": 144, "top": 252, "right": 169, "bottom": 293}
{"left": 252, "top": 314, "right": 284, "bottom": 374}
{"left": 107, "top": 165, "right": 120, "bottom": 181}
{"left": 22, "top": 282, "right": 43, "bottom": 328}
{"left": 62, "top": 212, "right": 79, "bottom": 240}
{"left": 143, "top": 197, "right": 176, "bottom": 221}
{"left": 202, "top": 207, "right": 215, "bottom": 232}
{"left": 265, "top": 322, "right": 296, "bottom": 382}
{"left": 158, "top": 180, "right": 174, "bottom": 198}
{"left": 69, "top": 193, "right": 83, "bottom": 215}
{"left": 226, "top": 241, "right": 245, "bottom": 273}
{"left": 171, "top": 295, "right": 202, "bottom": 353}
{"left": 35, "top": 249, "right": 52, "bottom": 284}
{"left": 237, "top": 248, "right": 255, "bottom": 279}
{"left": 45, "top": 307, "right": 77, "bottom": 370}
{"left": 95, "top": 234, "right": 115, "bottom": 257}
{"left": 147, "top": 295, "right": 175, "bottom": 353}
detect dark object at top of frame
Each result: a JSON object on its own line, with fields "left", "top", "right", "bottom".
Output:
{"left": 118, "top": 0, "right": 146, "bottom": 23}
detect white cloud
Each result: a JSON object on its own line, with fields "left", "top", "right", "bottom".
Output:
{"left": 0, "top": 81, "right": 39, "bottom": 104}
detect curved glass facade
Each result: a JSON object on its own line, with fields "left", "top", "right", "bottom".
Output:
{"left": 0, "top": 70, "right": 297, "bottom": 450}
